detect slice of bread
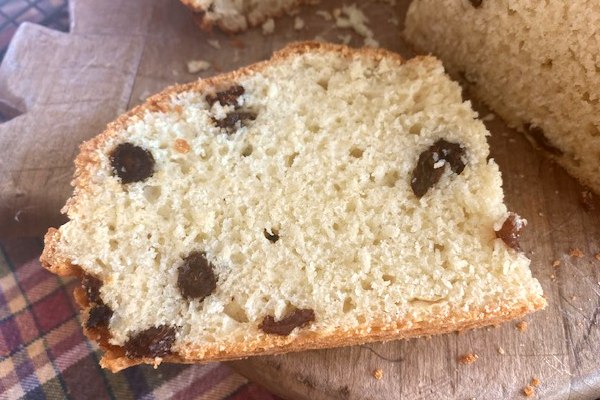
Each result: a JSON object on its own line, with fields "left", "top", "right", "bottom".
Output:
{"left": 181, "top": 0, "right": 319, "bottom": 32}
{"left": 405, "top": 0, "right": 600, "bottom": 193}
{"left": 41, "top": 42, "right": 545, "bottom": 372}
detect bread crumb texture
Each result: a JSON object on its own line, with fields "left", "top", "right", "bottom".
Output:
{"left": 44, "top": 42, "right": 544, "bottom": 370}
{"left": 405, "top": 0, "right": 600, "bottom": 194}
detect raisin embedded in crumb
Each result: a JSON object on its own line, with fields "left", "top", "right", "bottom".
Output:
{"left": 177, "top": 252, "right": 217, "bottom": 301}
{"left": 86, "top": 304, "right": 113, "bottom": 329}
{"left": 259, "top": 308, "right": 315, "bottom": 336}
{"left": 124, "top": 325, "right": 177, "bottom": 359}
{"left": 264, "top": 228, "right": 279, "bottom": 243}
{"left": 411, "top": 139, "right": 466, "bottom": 198}
{"left": 81, "top": 275, "right": 103, "bottom": 304}
{"left": 496, "top": 212, "right": 527, "bottom": 252}
{"left": 110, "top": 143, "right": 155, "bottom": 183}
{"left": 524, "top": 124, "right": 563, "bottom": 156}
{"left": 206, "top": 85, "right": 245, "bottom": 107}
{"left": 213, "top": 111, "right": 256, "bottom": 131}
{"left": 469, "top": 0, "right": 483, "bottom": 7}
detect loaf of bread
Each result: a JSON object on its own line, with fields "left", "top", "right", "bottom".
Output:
{"left": 181, "top": 0, "right": 318, "bottom": 32}
{"left": 41, "top": 42, "right": 545, "bottom": 372}
{"left": 405, "top": 0, "right": 600, "bottom": 193}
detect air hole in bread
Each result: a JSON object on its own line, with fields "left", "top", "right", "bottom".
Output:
{"left": 266, "top": 147, "right": 277, "bottom": 156}
{"left": 349, "top": 147, "right": 364, "bottom": 158}
{"left": 308, "top": 124, "right": 320, "bottom": 134}
{"left": 382, "top": 274, "right": 396, "bottom": 284}
{"left": 587, "top": 123, "right": 600, "bottom": 137}
{"left": 582, "top": 92, "right": 599, "bottom": 105}
{"left": 231, "top": 252, "right": 246, "bottom": 264}
{"left": 218, "top": 146, "right": 229, "bottom": 156}
{"left": 409, "top": 123, "right": 422, "bottom": 135}
{"left": 158, "top": 204, "right": 171, "bottom": 219}
{"left": 109, "top": 239, "right": 118, "bottom": 251}
{"left": 361, "top": 280, "right": 373, "bottom": 291}
{"left": 383, "top": 170, "right": 400, "bottom": 187}
{"left": 143, "top": 186, "right": 162, "bottom": 203}
{"left": 224, "top": 299, "right": 249, "bottom": 323}
{"left": 241, "top": 144, "right": 253, "bottom": 157}
{"left": 317, "top": 78, "right": 329, "bottom": 91}
{"left": 286, "top": 152, "right": 299, "bottom": 167}
{"left": 177, "top": 160, "right": 192, "bottom": 174}
{"left": 343, "top": 297, "right": 356, "bottom": 313}
{"left": 541, "top": 59, "right": 553, "bottom": 69}
{"left": 345, "top": 200, "right": 356, "bottom": 212}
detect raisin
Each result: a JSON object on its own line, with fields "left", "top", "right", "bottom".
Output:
{"left": 411, "top": 139, "right": 466, "bottom": 198}
{"left": 469, "top": 0, "right": 483, "bottom": 7}
{"left": 213, "top": 111, "right": 256, "bottom": 131}
{"left": 524, "top": 124, "right": 563, "bottom": 156}
{"left": 264, "top": 228, "right": 279, "bottom": 243}
{"left": 177, "top": 252, "right": 217, "bottom": 301}
{"left": 81, "top": 275, "right": 103, "bottom": 305}
{"left": 496, "top": 212, "right": 526, "bottom": 252}
{"left": 259, "top": 308, "right": 315, "bottom": 336}
{"left": 206, "top": 85, "right": 245, "bottom": 107}
{"left": 124, "top": 325, "right": 177, "bottom": 359}
{"left": 110, "top": 143, "right": 155, "bottom": 184}
{"left": 86, "top": 305, "right": 113, "bottom": 329}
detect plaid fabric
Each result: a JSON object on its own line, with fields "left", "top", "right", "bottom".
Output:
{"left": 0, "top": 238, "right": 283, "bottom": 400}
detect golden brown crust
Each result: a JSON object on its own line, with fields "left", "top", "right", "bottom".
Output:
{"left": 40, "top": 42, "right": 545, "bottom": 373}
{"left": 99, "top": 295, "right": 544, "bottom": 372}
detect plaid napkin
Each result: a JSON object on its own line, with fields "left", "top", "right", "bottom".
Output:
{"left": 0, "top": 238, "right": 282, "bottom": 399}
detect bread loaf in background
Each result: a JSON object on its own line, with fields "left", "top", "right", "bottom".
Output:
{"left": 405, "top": 0, "right": 600, "bottom": 193}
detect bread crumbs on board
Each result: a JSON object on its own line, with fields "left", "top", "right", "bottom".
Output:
{"left": 552, "top": 259, "right": 561, "bottom": 268}
{"left": 516, "top": 321, "right": 528, "bottom": 332}
{"left": 372, "top": 368, "right": 383, "bottom": 380}
{"left": 523, "top": 385, "right": 535, "bottom": 397}
{"left": 187, "top": 60, "right": 211, "bottom": 74}
{"left": 569, "top": 248, "right": 584, "bottom": 258}
{"left": 458, "top": 353, "right": 478, "bottom": 365}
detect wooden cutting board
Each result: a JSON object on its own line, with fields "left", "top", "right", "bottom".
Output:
{"left": 1, "top": 0, "right": 598, "bottom": 398}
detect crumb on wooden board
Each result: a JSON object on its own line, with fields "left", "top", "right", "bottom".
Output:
{"left": 372, "top": 368, "right": 383, "bottom": 380}
{"left": 458, "top": 353, "right": 478, "bottom": 365}
{"left": 569, "top": 248, "right": 584, "bottom": 258}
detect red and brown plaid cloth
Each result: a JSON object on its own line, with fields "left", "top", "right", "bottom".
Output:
{"left": 0, "top": 238, "right": 283, "bottom": 399}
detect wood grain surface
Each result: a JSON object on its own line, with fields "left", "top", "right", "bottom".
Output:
{"left": 1, "top": 0, "right": 598, "bottom": 398}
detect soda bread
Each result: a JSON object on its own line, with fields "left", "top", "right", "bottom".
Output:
{"left": 41, "top": 42, "right": 545, "bottom": 372}
{"left": 180, "top": 0, "right": 319, "bottom": 32}
{"left": 405, "top": 0, "right": 600, "bottom": 193}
